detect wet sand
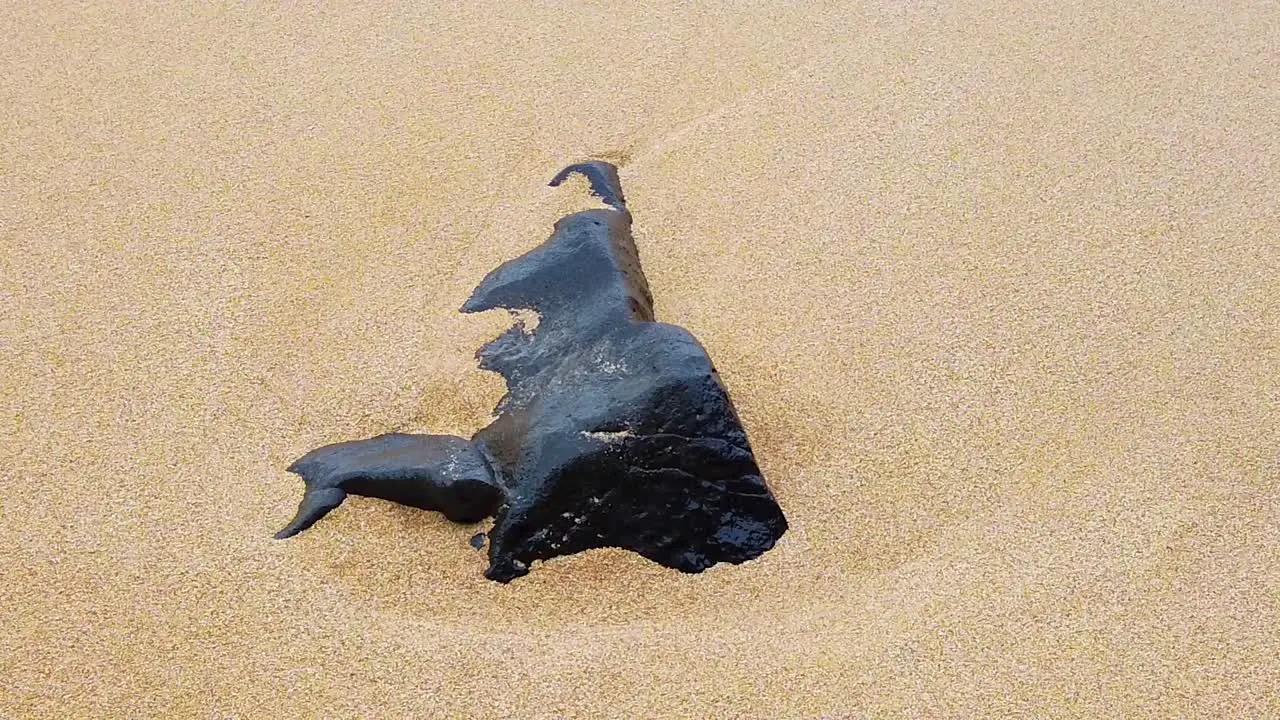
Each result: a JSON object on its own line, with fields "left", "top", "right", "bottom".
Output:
{"left": 2, "top": 1, "right": 1277, "bottom": 717}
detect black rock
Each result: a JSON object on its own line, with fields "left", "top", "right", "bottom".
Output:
{"left": 275, "top": 161, "right": 788, "bottom": 583}
{"left": 275, "top": 433, "right": 502, "bottom": 539}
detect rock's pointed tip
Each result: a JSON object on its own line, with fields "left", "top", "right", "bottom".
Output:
{"left": 548, "top": 161, "right": 626, "bottom": 210}
{"left": 460, "top": 291, "right": 488, "bottom": 314}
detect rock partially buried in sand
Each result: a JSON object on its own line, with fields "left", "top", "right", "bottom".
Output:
{"left": 274, "top": 434, "right": 504, "bottom": 539}
{"left": 275, "top": 161, "right": 788, "bottom": 582}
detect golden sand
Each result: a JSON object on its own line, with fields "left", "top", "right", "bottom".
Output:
{"left": 2, "top": 1, "right": 1277, "bottom": 717}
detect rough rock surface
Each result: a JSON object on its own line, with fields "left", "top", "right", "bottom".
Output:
{"left": 275, "top": 161, "right": 788, "bottom": 582}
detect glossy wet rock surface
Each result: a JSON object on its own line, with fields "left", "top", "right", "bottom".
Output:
{"left": 276, "top": 161, "right": 787, "bottom": 582}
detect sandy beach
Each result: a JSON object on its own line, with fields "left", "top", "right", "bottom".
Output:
{"left": 2, "top": 1, "right": 1277, "bottom": 717}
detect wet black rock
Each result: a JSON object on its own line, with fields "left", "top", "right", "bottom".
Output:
{"left": 275, "top": 161, "right": 788, "bottom": 583}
